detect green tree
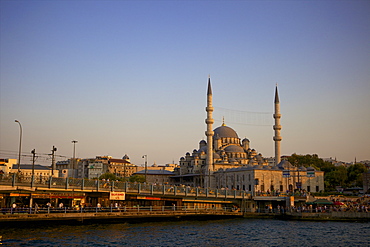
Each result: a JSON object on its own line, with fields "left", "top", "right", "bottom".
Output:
{"left": 287, "top": 153, "right": 331, "bottom": 171}
{"left": 325, "top": 166, "right": 348, "bottom": 190}
{"left": 99, "top": 172, "right": 122, "bottom": 181}
{"left": 347, "top": 163, "right": 366, "bottom": 187}
{"left": 129, "top": 174, "right": 146, "bottom": 183}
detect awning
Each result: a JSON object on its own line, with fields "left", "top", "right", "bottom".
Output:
{"left": 306, "top": 199, "right": 333, "bottom": 205}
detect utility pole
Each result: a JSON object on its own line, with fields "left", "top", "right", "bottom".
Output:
{"left": 15, "top": 120, "right": 22, "bottom": 173}
{"left": 142, "top": 155, "right": 147, "bottom": 182}
{"left": 31, "top": 149, "right": 36, "bottom": 176}
{"left": 51, "top": 146, "right": 57, "bottom": 176}
{"left": 72, "top": 140, "right": 78, "bottom": 169}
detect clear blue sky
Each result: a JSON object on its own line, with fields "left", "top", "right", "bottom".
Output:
{"left": 1, "top": 0, "right": 369, "bottom": 166}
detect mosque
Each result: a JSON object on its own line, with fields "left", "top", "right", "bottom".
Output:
{"left": 172, "top": 78, "right": 324, "bottom": 194}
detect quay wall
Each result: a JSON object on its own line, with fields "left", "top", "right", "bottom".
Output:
{"left": 0, "top": 209, "right": 243, "bottom": 223}
{"left": 279, "top": 211, "right": 370, "bottom": 221}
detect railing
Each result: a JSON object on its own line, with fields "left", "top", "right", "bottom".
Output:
{"left": 0, "top": 173, "right": 251, "bottom": 199}
{"left": 1, "top": 206, "right": 238, "bottom": 215}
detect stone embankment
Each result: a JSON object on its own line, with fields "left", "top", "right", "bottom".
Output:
{"left": 279, "top": 211, "right": 370, "bottom": 221}
{"left": 0, "top": 208, "right": 243, "bottom": 223}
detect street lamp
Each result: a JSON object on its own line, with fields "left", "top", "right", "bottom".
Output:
{"left": 31, "top": 149, "right": 36, "bottom": 176}
{"left": 14, "top": 120, "right": 22, "bottom": 173}
{"left": 142, "top": 155, "right": 147, "bottom": 182}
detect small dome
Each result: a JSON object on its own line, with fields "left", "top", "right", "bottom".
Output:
{"left": 198, "top": 146, "right": 207, "bottom": 153}
{"left": 224, "top": 145, "right": 244, "bottom": 153}
{"left": 122, "top": 154, "right": 130, "bottom": 160}
{"left": 199, "top": 140, "right": 206, "bottom": 145}
{"left": 277, "top": 160, "right": 295, "bottom": 170}
{"left": 213, "top": 153, "right": 221, "bottom": 159}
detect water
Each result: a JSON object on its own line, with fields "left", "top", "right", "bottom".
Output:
{"left": 1, "top": 218, "right": 369, "bottom": 246}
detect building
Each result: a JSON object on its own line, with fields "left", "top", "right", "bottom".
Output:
{"left": 56, "top": 155, "right": 142, "bottom": 179}
{"left": 172, "top": 78, "right": 324, "bottom": 193}
{"left": 363, "top": 170, "right": 370, "bottom": 194}
{"left": 214, "top": 160, "right": 324, "bottom": 193}
{"left": 0, "top": 158, "right": 58, "bottom": 177}
{"left": 0, "top": 159, "right": 17, "bottom": 173}
{"left": 149, "top": 163, "right": 178, "bottom": 172}
{"left": 133, "top": 169, "right": 175, "bottom": 185}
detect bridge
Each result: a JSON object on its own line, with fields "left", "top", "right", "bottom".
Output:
{"left": 0, "top": 173, "right": 248, "bottom": 222}
{"left": 0, "top": 173, "right": 250, "bottom": 200}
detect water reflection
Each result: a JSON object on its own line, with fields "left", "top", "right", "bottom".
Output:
{"left": 1, "top": 219, "right": 369, "bottom": 246}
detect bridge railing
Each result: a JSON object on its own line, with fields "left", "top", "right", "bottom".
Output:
{"left": 0, "top": 173, "right": 252, "bottom": 199}
{"left": 0, "top": 205, "right": 238, "bottom": 215}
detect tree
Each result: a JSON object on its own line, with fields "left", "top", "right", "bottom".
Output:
{"left": 287, "top": 153, "right": 332, "bottom": 171}
{"left": 129, "top": 174, "right": 145, "bottom": 183}
{"left": 325, "top": 166, "right": 348, "bottom": 190}
{"left": 346, "top": 163, "right": 367, "bottom": 187}
{"left": 99, "top": 172, "right": 122, "bottom": 181}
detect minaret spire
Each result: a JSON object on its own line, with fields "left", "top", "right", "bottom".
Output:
{"left": 273, "top": 85, "right": 282, "bottom": 165}
{"left": 205, "top": 76, "right": 214, "bottom": 188}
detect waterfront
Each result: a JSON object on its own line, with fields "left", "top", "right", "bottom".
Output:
{"left": 1, "top": 218, "right": 369, "bottom": 246}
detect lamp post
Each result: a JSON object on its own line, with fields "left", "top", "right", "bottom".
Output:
{"left": 14, "top": 120, "right": 22, "bottom": 173}
{"left": 72, "top": 140, "right": 78, "bottom": 169}
{"left": 51, "top": 146, "right": 57, "bottom": 176}
{"left": 142, "top": 155, "right": 147, "bottom": 182}
{"left": 31, "top": 149, "right": 36, "bottom": 176}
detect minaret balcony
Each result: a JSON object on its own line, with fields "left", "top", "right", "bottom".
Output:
{"left": 273, "top": 136, "right": 282, "bottom": 141}
{"left": 205, "top": 119, "right": 214, "bottom": 124}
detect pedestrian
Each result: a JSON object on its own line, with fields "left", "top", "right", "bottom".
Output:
{"left": 12, "top": 202, "right": 16, "bottom": 214}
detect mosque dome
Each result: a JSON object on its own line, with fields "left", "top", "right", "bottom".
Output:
{"left": 224, "top": 145, "right": 244, "bottom": 153}
{"left": 213, "top": 125, "right": 239, "bottom": 138}
{"left": 199, "top": 140, "right": 206, "bottom": 145}
{"left": 213, "top": 153, "right": 221, "bottom": 159}
{"left": 277, "top": 160, "right": 295, "bottom": 170}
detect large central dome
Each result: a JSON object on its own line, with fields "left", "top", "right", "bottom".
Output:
{"left": 213, "top": 125, "right": 239, "bottom": 138}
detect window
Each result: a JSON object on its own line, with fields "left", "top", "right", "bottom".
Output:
{"left": 316, "top": 186, "right": 319, "bottom": 192}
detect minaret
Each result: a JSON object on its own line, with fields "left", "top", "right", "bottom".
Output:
{"left": 273, "top": 85, "right": 282, "bottom": 165}
{"left": 205, "top": 77, "right": 214, "bottom": 187}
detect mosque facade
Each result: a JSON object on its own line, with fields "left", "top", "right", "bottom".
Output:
{"left": 172, "top": 78, "right": 324, "bottom": 193}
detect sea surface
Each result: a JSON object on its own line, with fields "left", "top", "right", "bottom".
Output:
{"left": 0, "top": 218, "right": 369, "bottom": 246}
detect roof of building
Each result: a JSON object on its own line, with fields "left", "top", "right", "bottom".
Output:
{"left": 134, "top": 170, "right": 174, "bottom": 175}
{"left": 213, "top": 125, "right": 239, "bottom": 139}
{"left": 11, "top": 164, "right": 51, "bottom": 170}
{"left": 224, "top": 145, "right": 244, "bottom": 153}
{"left": 108, "top": 159, "right": 131, "bottom": 164}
